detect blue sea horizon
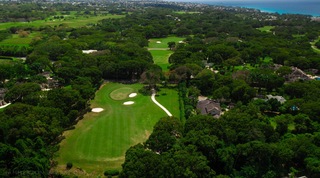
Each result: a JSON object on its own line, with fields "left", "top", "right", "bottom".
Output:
{"left": 186, "top": 1, "right": 320, "bottom": 17}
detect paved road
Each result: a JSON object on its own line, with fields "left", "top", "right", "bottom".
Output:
{"left": 151, "top": 89, "right": 173, "bottom": 117}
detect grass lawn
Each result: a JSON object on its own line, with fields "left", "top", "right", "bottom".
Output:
{"left": 257, "top": 26, "right": 275, "bottom": 33}
{"left": 234, "top": 63, "right": 256, "bottom": 71}
{"left": 0, "top": 14, "right": 124, "bottom": 46}
{"left": 149, "top": 50, "right": 173, "bottom": 72}
{"left": 0, "top": 14, "right": 125, "bottom": 30}
{"left": 269, "top": 118, "right": 295, "bottom": 131}
{"left": 156, "top": 87, "right": 180, "bottom": 117}
{"left": 0, "top": 33, "right": 40, "bottom": 46}
{"left": 233, "top": 57, "right": 272, "bottom": 71}
{"left": 148, "top": 36, "right": 185, "bottom": 48}
{"left": 312, "top": 45, "right": 320, "bottom": 54}
{"left": 0, "top": 57, "right": 18, "bottom": 65}
{"left": 55, "top": 82, "right": 179, "bottom": 176}
{"left": 148, "top": 36, "right": 185, "bottom": 72}
{"left": 0, "top": 59, "right": 13, "bottom": 64}
{"left": 310, "top": 36, "right": 320, "bottom": 54}
{"left": 174, "top": 11, "right": 200, "bottom": 14}
{"left": 262, "top": 56, "right": 273, "bottom": 63}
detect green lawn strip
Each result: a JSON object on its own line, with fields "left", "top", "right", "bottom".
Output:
{"left": 0, "top": 33, "right": 39, "bottom": 46}
{"left": 56, "top": 82, "right": 179, "bottom": 174}
{"left": 155, "top": 87, "right": 180, "bottom": 118}
{"left": 234, "top": 63, "right": 255, "bottom": 71}
{"left": 310, "top": 36, "right": 320, "bottom": 54}
{"left": 312, "top": 46, "right": 320, "bottom": 54}
{"left": 149, "top": 50, "right": 173, "bottom": 72}
{"left": 148, "top": 36, "right": 185, "bottom": 48}
{"left": 0, "top": 58, "right": 16, "bottom": 65}
{"left": 174, "top": 11, "right": 200, "bottom": 14}
{"left": 257, "top": 26, "right": 275, "bottom": 32}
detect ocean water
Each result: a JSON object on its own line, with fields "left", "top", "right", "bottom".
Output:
{"left": 196, "top": 1, "right": 320, "bottom": 17}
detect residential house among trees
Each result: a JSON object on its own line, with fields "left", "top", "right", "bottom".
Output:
{"left": 196, "top": 99, "right": 221, "bottom": 118}
{"left": 0, "top": 88, "right": 7, "bottom": 106}
{"left": 286, "top": 67, "right": 311, "bottom": 82}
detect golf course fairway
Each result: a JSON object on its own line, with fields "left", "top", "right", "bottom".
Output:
{"left": 55, "top": 82, "right": 180, "bottom": 176}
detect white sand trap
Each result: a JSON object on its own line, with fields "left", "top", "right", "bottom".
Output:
{"left": 92, "top": 108, "right": 104, "bottom": 112}
{"left": 123, "top": 101, "right": 134, "bottom": 105}
{"left": 82, "top": 50, "right": 97, "bottom": 54}
{"left": 156, "top": 41, "right": 161, "bottom": 43}
{"left": 129, "top": 93, "right": 137, "bottom": 98}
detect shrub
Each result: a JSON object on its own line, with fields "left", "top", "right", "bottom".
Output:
{"left": 66, "top": 162, "right": 73, "bottom": 170}
{"left": 138, "top": 87, "right": 151, "bottom": 96}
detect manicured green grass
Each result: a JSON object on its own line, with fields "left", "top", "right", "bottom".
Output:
{"left": 0, "top": 33, "right": 39, "bottom": 46}
{"left": 269, "top": 118, "right": 295, "bottom": 131}
{"left": 0, "top": 14, "right": 124, "bottom": 46}
{"left": 234, "top": 63, "right": 256, "bottom": 71}
{"left": 55, "top": 82, "right": 180, "bottom": 176}
{"left": 312, "top": 45, "right": 320, "bottom": 54}
{"left": 148, "top": 36, "right": 185, "bottom": 48}
{"left": 233, "top": 57, "right": 273, "bottom": 71}
{"left": 110, "top": 87, "right": 134, "bottom": 100}
{"left": 149, "top": 50, "right": 173, "bottom": 72}
{"left": 156, "top": 87, "right": 180, "bottom": 117}
{"left": 257, "top": 26, "right": 275, "bottom": 33}
{"left": 148, "top": 36, "right": 184, "bottom": 72}
{"left": 0, "top": 58, "right": 15, "bottom": 65}
{"left": 0, "top": 14, "right": 125, "bottom": 30}
{"left": 174, "top": 11, "right": 200, "bottom": 14}
{"left": 311, "top": 36, "right": 320, "bottom": 54}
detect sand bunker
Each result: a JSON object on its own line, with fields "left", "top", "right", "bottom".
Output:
{"left": 123, "top": 101, "right": 134, "bottom": 105}
{"left": 82, "top": 50, "right": 98, "bottom": 54}
{"left": 91, "top": 108, "right": 104, "bottom": 112}
{"left": 129, "top": 93, "right": 137, "bottom": 98}
{"left": 156, "top": 41, "right": 161, "bottom": 43}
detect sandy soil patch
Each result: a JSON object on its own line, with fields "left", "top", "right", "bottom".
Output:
{"left": 129, "top": 93, "right": 137, "bottom": 98}
{"left": 91, "top": 108, "right": 104, "bottom": 112}
{"left": 123, "top": 101, "right": 134, "bottom": 105}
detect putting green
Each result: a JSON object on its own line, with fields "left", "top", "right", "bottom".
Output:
{"left": 55, "top": 82, "right": 180, "bottom": 176}
{"left": 109, "top": 87, "right": 134, "bottom": 100}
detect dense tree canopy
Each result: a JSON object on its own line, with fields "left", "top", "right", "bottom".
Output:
{"left": 0, "top": 1, "right": 319, "bottom": 177}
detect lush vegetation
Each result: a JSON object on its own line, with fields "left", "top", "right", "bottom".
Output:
{"left": 0, "top": 1, "right": 319, "bottom": 177}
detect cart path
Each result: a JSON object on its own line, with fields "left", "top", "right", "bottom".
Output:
{"left": 151, "top": 89, "right": 172, "bottom": 117}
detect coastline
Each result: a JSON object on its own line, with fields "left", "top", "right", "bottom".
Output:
{"left": 198, "top": 1, "right": 320, "bottom": 17}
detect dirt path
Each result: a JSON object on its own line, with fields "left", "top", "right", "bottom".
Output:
{"left": 151, "top": 89, "right": 172, "bottom": 117}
